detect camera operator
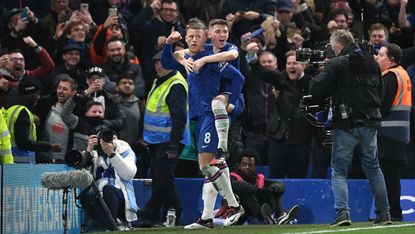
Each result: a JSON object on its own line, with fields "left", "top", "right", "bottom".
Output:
{"left": 80, "top": 130, "right": 138, "bottom": 230}
{"left": 245, "top": 45, "right": 314, "bottom": 178}
{"left": 309, "top": 29, "right": 391, "bottom": 226}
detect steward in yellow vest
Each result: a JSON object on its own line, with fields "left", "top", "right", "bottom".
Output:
{"left": 143, "top": 70, "right": 190, "bottom": 145}
{"left": 4, "top": 77, "right": 62, "bottom": 163}
{"left": 139, "top": 53, "right": 189, "bottom": 225}
{"left": 0, "top": 108, "right": 12, "bottom": 164}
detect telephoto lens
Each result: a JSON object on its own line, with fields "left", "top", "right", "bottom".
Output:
{"left": 65, "top": 150, "right": 94, "bottom": 168}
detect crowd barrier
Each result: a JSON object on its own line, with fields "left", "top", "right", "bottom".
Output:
{"left": 1, "top": 164, "right": 414, "bottom": 233}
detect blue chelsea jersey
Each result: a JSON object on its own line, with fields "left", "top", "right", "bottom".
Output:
{"left": 161, "top": 44, "right": 244, "bottom": 119}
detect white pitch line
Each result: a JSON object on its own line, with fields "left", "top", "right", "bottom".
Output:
{"left": 282, "top": 223, "right": 415, "bottom": 234}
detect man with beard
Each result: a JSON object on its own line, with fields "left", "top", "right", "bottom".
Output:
{"left": 2, "top": 36, "right": 54, "bottom": 87}
{"left": 35, "top": 74, "right": 78, "bottom": 163}
{"left": 100, "top": 38, "right": 145, "bottom": 99}
{"left": 229, "top": 149, "right": 299, "bottom": 225}
{"left": 115, "top": 73, "right": 144, "bottom": 156}
{"left": 117, "top": 73, "right": 149, "bottom": 177}
{"left": 3, "top": 76, "right": 62, "bottom": 163}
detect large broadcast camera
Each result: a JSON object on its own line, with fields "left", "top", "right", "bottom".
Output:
{"left": 298, "top": 95, "right": 333, "bottom": 147}
{"left": 296, "top": 46, "right": 334, "bottom": 76}
{"left": 296, "top": 48, "right": 327, "bottom": 65}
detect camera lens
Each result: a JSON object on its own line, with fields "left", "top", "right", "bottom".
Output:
{"left": 99, "top": 130, "right": 113, "bottom": 143}
{"left": 65, "top": 150, "right": 93, "bottom": 168}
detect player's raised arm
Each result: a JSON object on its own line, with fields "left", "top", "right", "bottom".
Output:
{"left": 160, "top": 31, "right": 184, "bottom": 71}
{"left": 194, "top": 48, "right": 238, "bottom": 73}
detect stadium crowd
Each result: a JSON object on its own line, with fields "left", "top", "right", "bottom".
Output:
{"left": 1, "top": 0, "right": 415, "bottom": 229}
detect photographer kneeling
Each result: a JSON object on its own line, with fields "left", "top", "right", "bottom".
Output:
{"left": 79, "top": 128, "right": 138, "bottom": 230}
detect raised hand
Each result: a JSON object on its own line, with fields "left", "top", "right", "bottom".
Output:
{"left": 22, "top": 36, "right": 38, "bottom": 48}
{"left": 246, "top": 42, "right": 259, "bottom": 54}
{"left": 103, "top": 13, "right": 118, "bottom": 28}
{"left": 166, "top": 30, "right": 182, "bottom": 44}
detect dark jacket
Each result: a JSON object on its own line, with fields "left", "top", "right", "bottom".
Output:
{"left": 3, "top": 91, "right": 51, "bottom": 152}
{"left": 45, "top": 65, "right": 87, "bottom": 94}
{"left": 73, "top": 90, "right": 126, "bottom": 132}
{"left": 310, "top": 43, "right": 383, "bottom": 130}
{"left": 240, "top": 51, "right": 279, "bottom": 138}
{"left": 221, "top": 0, "right": 276, "bottom": 46}
{"left": 230, "top": 170, "right": 281, "bottom": 196}
{"left": 0, "top": 19, "right": 51, "bottom": 70}
{"left": 100, "top": 52, "right": 146, "bottom": 99}
{"left": 117, "top": 94, "right": 144, "bottom": 145}
{"left": 130, "top": 6, "right": 185, "bottom": 90}
{"left": 250, "top": 62, "right": 314, "bottom": 144}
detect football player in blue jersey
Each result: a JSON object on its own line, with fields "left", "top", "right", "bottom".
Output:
{"left": 173, "top": 19, "right": 246, "bottom": 229}
{"left": 173, "top": 19, "right": 243, "bottom": 160}
{"left": 161, "top": 19, "right": 245, "bottom": 228}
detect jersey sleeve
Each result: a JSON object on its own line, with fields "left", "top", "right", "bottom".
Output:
{"left": 161, "top": 44, "right": 184, "bottom": 71}
{"left": 220, "top": 63, "right": 244, "bottom": 105}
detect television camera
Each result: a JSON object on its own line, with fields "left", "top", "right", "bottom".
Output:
{"left": 299, "top": 95, "right": 333, "bottom": 147}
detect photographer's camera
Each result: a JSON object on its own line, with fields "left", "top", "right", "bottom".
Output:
{"left": 65, "top": 150, "right": 93, "bottom": 168}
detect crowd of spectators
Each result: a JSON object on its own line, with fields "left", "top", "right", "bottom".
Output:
{"left": 0, "top": 0, "right": 415, "bottom": 179}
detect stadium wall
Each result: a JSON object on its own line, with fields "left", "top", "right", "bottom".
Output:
{"left": 1, "top": 164, "right": 414, "bottom": 233}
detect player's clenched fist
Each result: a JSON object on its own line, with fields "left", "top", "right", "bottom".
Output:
{"left": 166, "top": 31, "right": 182, "bottom": 44}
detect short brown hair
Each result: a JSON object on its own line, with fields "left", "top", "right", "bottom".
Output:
{"left": 369, "top": 23, "right": 389, "bottom": 40}
{"left": 56, "top": 74, "right": 78, "bottom": 90}
{"left": 62, "top": 21, "right": 84, "bottom": 38}
{"left": 384, "top": 43, "right": 402, "bottom": 65}
{"left": 259, "top": 51, "right": 278, "bottom": 62}
{"left": 285, "top": 50, "right": 296, "bottom": 58}
{"left": 186, "top": 18, "right": 207, "bottom": 31}
{"left": 208, "top": 19, "right": 229, "bottom": 29}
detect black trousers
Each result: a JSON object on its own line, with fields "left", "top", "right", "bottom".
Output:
{"left": 143, "top": 143, "right": 183, "bottom": 223}
{"left": 379, "top": 160, "right": 404, "bottom": 221}
{"left": 244, "top": 132, "right": 278, "bottom": 166}
{"left": 311, "top": 138, "right": 332, "bottom": 178}
{"left": 269, "top": 140, "right": 311, "bottom": 178}
{"left": 235, "top": 181, "right": 285, "bottom": 223}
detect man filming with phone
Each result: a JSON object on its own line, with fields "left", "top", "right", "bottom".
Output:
{"left": 1, "top": 7, "right": 51, "bottom": 70}
{"left": 79, "top": 127, "right": 138, "bottom": 230}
